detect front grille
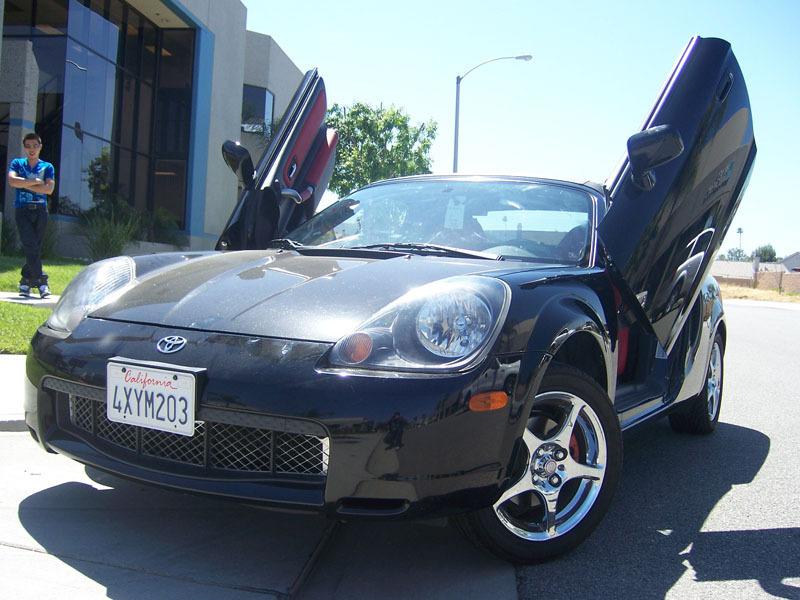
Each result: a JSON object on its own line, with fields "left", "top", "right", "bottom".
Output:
{"left": 142, "top": 423, "right": 206, "bottom": 466}
{"left": 65, "top": 394, "right": 328, "bottom": 476}
{"left": 95, "top": 408, "right": 137, "bottom": 451}
{"left": 210, "top": 422, "right": 272, "bottom": 472}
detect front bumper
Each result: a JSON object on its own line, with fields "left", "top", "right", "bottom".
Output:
{"left": 26, "top": 318, "right": 541, "bottom": 518}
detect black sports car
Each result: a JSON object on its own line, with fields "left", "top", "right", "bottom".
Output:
{"left": 25, "top": 36, "right": 755, "bottom": 563}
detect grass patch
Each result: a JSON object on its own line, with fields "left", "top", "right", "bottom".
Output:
{"left": 0, "top": 302, "right": 51, "bottom": 354}
{"left": 0, "top": 255, "right": 87, "bottom": 295}
{"left": 719, "top": 284, "right": 800, "bottom": 303}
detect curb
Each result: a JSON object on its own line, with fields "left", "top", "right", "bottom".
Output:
{"left": 0, "top": 420, "right": 27, "bottom": 432}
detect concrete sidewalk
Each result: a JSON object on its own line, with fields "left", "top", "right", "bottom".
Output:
{"left": 0, "top": 349, "right": 518, "bottom": 598}
{"left": 0, "top": 288, "right": 57, "bottom": 430}
{"left": 0, "top": 290, "right": 60, "bottom": 309}
{"left": 0, "top": 355, "right": 27, "bottom": 431}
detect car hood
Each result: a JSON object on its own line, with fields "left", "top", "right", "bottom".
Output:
{"left": 91, "top": 250, "right": 562, "bottom": 342}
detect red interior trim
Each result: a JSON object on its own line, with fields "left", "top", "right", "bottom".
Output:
{"left": 305, "top": 128, "right": 339, "bottom": 186}
{"left": 613, "top": 286, "right": 629, "bottom": 375}
{"left": 282, "top": 89, "right": 327, "bottom": 187}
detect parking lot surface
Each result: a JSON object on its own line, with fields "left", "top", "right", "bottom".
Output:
{"left": 1, "top": 299, "right": 797, "bottom": 599}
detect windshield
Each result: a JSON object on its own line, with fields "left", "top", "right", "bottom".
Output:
{"left": 290, "top": 179, "right": 594, "bottom": 263}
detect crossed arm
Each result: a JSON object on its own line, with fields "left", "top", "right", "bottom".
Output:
{"left": 7, "top": 171, "right": 55, "bottom": 195}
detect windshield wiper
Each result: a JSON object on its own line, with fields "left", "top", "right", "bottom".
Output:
{"left": 268, "top": 238, "right": 304, "bottom": 250}
{"left": 350, "top": 243, "right": 501, "bottom": 260}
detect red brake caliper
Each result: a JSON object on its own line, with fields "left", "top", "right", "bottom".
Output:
{"left": 569, "top": 433, "right": 580, "bottom": 460}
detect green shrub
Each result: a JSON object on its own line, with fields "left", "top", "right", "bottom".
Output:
{"left": 140, "top": 207, "right": 188, "bottom": 247}
{"left": 1, "top": 218, "right": 20, "bottom": 255}
{"left": 82, "top": 195, "right": 141, "bottom": 260}
{"left": 2, "top": 215, "right": 58, "bottom": 258}
{"left": 41, "top": 219, "right": 59, "bottom": 259}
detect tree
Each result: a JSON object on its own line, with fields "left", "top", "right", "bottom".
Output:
{"left": 85, "top": 146, "right": 111, "bottom": 203}
{"left": 752, "top": 244, "right": 777, "bottom": 263}
{"left": 725, "top": 247, "right": 747, "bottom": 261}
{"left": 326, "top": 103, "right": 437, "bottom": 196}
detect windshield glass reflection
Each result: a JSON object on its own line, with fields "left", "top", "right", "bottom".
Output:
{"left": 291, "top": 179, "right": 593, "bottom": 263}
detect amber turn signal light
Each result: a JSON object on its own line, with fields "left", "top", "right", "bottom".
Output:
{"left": 468, "top": 391, "right": 509, "bottom": 412}
{"left": 339, "top": 332, "right": 373, "bottom": 364}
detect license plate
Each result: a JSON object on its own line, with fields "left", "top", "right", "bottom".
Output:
{"left": 107, "top": 359, "right": 197, "bottom": 436}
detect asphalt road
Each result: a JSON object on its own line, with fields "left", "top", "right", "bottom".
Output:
{"left": 1, "top": 300, "right": 797, "bottom": 599}
{"left": 517, "top": 300, "right": 800, "bottom": 600}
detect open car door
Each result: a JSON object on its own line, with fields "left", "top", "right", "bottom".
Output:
{"left": 599, "top": 36, "right": 756, "bottom": 352}
{"left": 217, "top": 69, "right": 338, "bottom": 251}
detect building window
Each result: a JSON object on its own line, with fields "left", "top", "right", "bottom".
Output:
{"left": 3, "top": 0, "right": 34, "bottom": 36}
{"left": 241, "top": 84, "right": 274, "bottom": 134}
{"left": 2, "top": 0, "right": 194, "bottom": 234}
{"left": 152, "top": 28, "right": 195, "bottom": 229}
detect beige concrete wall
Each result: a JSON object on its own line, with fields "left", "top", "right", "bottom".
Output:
{"left": 180, "top": 4, "right": 301, "bottom": 249}
{"left": 783, "top": 273, "right": 800, "bottom": 295}
{"left": 716, "top": 276, "right": 753, "bottom": 288}
{"left": 244, "top": 32, "right": 303, "bottom": 121}
{"left": 755, "top": 271, "right": 783, "bottom": 290}
{"left": 0, "top": 39, "right": 40, "bottom": 220}
{"left": 180, "top": 0, "right": 248, "bottom": 248}
{"left": 719, "top": 269, "right": 800, "bottom": 295}
{"left": 239, "top": 32, "right": 303, "bottom": 161}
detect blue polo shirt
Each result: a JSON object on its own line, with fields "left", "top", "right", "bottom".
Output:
{"left": 9, "top": 158, "right": 55, "bottom": 208}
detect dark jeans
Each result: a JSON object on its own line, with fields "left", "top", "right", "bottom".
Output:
{"left": 15, "top": 204, "right": 49, "bottom": 287}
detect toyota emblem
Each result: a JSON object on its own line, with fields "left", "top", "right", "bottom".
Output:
{"left": 156, "top": 335, "right": 187, "bottom": 354}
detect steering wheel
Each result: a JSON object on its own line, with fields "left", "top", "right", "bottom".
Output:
{"left": 483, "top": 239, "right": 560, "bottom": 259}
{"left": 428, "top": 227, "right": 489, "bottom": 249}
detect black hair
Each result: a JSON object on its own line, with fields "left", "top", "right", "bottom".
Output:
{"left": 23, "top": 132, "right": 42, "bottom": 145}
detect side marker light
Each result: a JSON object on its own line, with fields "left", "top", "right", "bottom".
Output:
{"left": 469, "top": 391, "right": 509, "bottom": 412}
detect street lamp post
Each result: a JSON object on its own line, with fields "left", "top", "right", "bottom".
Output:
{"left": 453, "top": 54, "right": 532, "bottom": 173}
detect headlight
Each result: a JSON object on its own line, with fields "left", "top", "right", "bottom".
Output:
{"left": 329, "top": 276, "right": 510, "bottom": 373}
{"left": 47, "top": 256, "right": 136, "bottom": 333}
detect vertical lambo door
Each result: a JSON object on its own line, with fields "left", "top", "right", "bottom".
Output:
{"left": 599, "top": 36, "right": 756, "bottom": 353}
{"left": 217, "top": 69, "right": 338, "bottom": 251}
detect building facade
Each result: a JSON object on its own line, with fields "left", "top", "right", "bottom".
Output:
{"left": 1, "top": 0, "right": 302, "bottom": 254}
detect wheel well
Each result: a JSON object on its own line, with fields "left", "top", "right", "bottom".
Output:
{"left": 715, "top": 319, "right": 727, "bottom": 350}
{"left": 551, "top": 332, "right": 607, "bottom": 393}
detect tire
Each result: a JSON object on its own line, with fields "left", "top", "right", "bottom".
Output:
{"left": 669, "top": 332, "right": 724, "bottom": 435}
{"left": 454, "top": 363, "right": 623, "bottom": 564}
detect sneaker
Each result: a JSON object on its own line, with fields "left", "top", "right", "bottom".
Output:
{"left": 18, "top": 284, "right": 31, "bottom": 298}
{"left": 38, "top": 284, "right": 51, "bottom": 299}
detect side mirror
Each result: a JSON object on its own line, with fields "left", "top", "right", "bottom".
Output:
{"left": 627, "top": 125, "right": 684, "bottom": 191}
{"left": 221, "top": 140, "right": 255, "bottom": 189}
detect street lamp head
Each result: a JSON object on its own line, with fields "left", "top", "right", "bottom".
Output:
{"left": 453, "top": 53, "right": 533, "bottom": 172}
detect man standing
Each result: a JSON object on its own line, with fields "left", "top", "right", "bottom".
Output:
{"left": 6, "top": 132, "right": 55, "bottom": 298}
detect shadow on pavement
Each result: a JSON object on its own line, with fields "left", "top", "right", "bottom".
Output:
{"left": 517, "top": 420, "right": 799, "bottom": 599}
{"left": 18, "top": 470, "right": 330, "bottom": 599}
{"left": 17, "top": 420, "right": 791, "bottom": 599}
{"left": 301, "top": 519, "right": 516, "bottom": 599}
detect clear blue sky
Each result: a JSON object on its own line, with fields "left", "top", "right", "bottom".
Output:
{"left": 242, "top": 0, "right": 800, "bottom": 258}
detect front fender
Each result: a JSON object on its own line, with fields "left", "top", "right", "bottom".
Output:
{"left": 516, "top": 281, "right": 614, "bottom": 397}
{"left": 493, "top": 277, "right": 616, "bottom": 484}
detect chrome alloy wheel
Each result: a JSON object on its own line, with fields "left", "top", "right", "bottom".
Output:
{"left": 493, "top": 391, "right": 607, "bottom": 541}
{"left": 706, "top": 341, "right": 723, "bottom": 420}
